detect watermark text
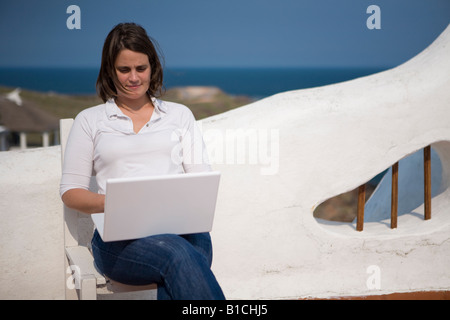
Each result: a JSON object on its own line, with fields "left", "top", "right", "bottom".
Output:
{"left": 66, "top": 5, "right": 81, "bottom": 30}
{"left": 366, "top": 5, "right": 381, "bottom": 30}
{"left": 366, "top": 265, "right": 381, "bottom": 290}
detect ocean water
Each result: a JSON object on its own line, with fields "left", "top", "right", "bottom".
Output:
{"left": 0, "top": 66, "right": 387, "bottom": 98}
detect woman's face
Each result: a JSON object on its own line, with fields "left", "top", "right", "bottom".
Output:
{"left": 114, "top": 49, "right": 151, "bottom": 102}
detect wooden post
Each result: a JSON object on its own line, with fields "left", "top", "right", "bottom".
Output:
{"left": 391, "top": 162, "right": 398, "bottom": 229}
{"left": 424, "top": 146, "right": 431, "bottom": 220}
{"left": 356, "top": 184, "right": 365, "bottom": 231}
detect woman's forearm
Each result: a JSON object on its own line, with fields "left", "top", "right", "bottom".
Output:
{"left": 61, "top": 188, "right": 105, "bottom": 214}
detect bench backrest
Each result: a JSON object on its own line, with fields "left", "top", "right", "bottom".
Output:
{"left": 60, "top": 118, "right": 97, "bottom": 248}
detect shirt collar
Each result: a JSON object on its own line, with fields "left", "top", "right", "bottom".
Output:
{"left": 151, "top": 97, "right": 168, "bottom": 115}
{"left": 105, "top": 97, "right": 168, "bottom": 120}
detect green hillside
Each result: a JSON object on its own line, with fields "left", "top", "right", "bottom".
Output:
{"left": 0, "top": 86, "right": 253, "bottom": 121}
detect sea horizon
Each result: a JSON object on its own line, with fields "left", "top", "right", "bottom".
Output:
{"left": 0, "top": 66, "right": 389, "bottom": 99}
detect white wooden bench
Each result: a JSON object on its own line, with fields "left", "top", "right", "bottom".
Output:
{"left": 60, "top": 118, "right": 157, "bottom": 300}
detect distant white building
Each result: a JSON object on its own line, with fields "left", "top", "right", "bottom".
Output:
{"left": 0, "top": 88, "right": 59, "bottom": 150}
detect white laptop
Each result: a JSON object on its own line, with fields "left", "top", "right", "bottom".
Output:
{"left": 91, "top": 171, "right": 220, "bottom": 242}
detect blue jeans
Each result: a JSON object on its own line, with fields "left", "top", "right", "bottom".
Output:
{"left": 91, "top": 230, "right": 225, "bottom": 300}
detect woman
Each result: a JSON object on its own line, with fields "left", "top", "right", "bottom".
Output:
{"left": 60, "top": 23, "right": 225, "bottom": 300}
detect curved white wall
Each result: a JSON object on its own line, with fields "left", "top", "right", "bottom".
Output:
{"left": 203, "top": 24, "right": 450, "bottom": 298}
{"left": 0, "top": 146, "right": 64, "bottom": 299}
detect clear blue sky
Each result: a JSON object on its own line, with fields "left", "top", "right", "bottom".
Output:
{"left": 0, "top": 0, "right": 449, "bottom": 68}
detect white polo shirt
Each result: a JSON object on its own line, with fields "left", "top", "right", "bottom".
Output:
{"left": 60, "top": 98, "right": 211, "bottom": 196}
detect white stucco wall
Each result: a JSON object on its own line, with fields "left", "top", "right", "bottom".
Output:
{"left": 205, "top": 24, "right": 450, "bottom": 298}
{"left": 0, "top": 25, "right": 449, "bottom": 300}
{"left": 0, "top": 146, "right": 65, "bottom": 299}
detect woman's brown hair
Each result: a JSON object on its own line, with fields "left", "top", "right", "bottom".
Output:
{"left": 96, "top": 23, "right": 165, "bottom": 102}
